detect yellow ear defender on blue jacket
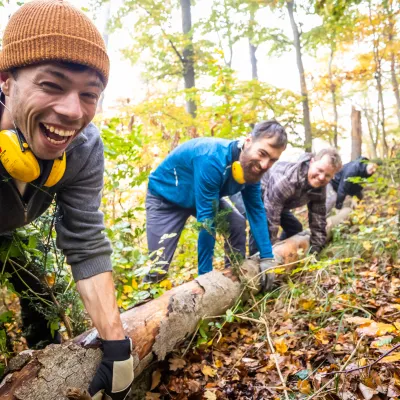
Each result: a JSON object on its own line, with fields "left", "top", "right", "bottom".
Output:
{"left": 0, "top": 129, "right": 66, "bottom": 187}
{"left": 232, "top": 161, "right": 245, "bottom": 184}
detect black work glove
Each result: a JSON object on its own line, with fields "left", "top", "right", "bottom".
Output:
{"left": 259, "top": 258, "right": 277, "bottom": 292}
{"left": 89, "top": 337, "right": 134, "bottom": 400}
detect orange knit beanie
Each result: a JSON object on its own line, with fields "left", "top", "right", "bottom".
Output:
{"left": 0, "top": 0, "right": 109, "bottom": 86}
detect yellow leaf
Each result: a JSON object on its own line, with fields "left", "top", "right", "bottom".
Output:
{"left": 117, "top": 298, "right": 124, "bottom": 308}
{"left": 150, "top": 370, "right": 161, "bottom": 390}
{"left": 299, "top": 299, "right": 316, "bottom": 310}
{"left": 362, "top": 241, "right": 372, "bottom": 251}
{"left": 203, "top": 390, "right": 217, "bottom": 400}
{"left": 297, "top": 379, "right": 312, "bottom": 394}
{"left": 275, "top": 339, "right": 288, "bottom": 354}
{"left": 123, "top": 285, "right": 133, "bottom": 294}
{"left": 315, "top": 328, "right": 330, "bottom": 345}
{"left": 131, "top": 278, "right": 138, "bottom": 290}
{"left": 202, "top": 365, "right": 217, "bottom": 378}
{"left": 215, "top": 359, "right": 223, "bottom": 368}
{"left": 159, "top": 279, "right": 172, "bottom": 290}
{"left": 45, "top": 274, "right": 55, "bottom": 286}
{"left": 346, "top": 317, "right": 373, "bottom": 325}
{"left": 379, "top": 352, "right": 400, "bottom": 363}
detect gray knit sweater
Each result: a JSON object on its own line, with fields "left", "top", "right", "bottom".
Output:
{"left": 0, "top": 123, "right": 112, "bottom": 281}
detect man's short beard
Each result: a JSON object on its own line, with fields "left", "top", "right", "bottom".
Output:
{"left": 240, "top": 150, "right": 266, "bottom": 184}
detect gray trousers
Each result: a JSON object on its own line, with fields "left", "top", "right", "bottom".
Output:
{"left": 145, "top": 191, "right": 246, "bottom": 280}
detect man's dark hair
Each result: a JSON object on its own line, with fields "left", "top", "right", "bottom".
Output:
{"left": 251, "top": 120, "right": 287, "bottom": 149}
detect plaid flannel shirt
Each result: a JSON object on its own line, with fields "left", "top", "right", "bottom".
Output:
{"left": 261, "top": 153, "right": 327, "bottom": 251}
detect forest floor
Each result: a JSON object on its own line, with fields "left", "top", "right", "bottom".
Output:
{"left": 144, "top": 177, "right": 400, "bottom": 399}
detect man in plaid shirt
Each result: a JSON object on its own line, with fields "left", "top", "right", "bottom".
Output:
{"left": 259, "top": 149, "right": 342, "bottom": 254}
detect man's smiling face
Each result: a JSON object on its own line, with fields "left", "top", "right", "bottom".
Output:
{"left": 0, "top": 62, "right": 103, "bottom": 160}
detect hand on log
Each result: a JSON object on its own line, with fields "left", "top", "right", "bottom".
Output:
{"left": 66, "top": 388, "right": 91, "bottom": 400}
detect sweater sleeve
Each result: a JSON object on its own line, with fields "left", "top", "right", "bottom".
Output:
{"left": 55, "top": 135, "right": 112, "bottom": 281}
{"left": 241, "top": 183, "right": 273, "bottom": 258}
{"left": 263, "top": 175, "right": 295, "bottom": 244}
{"left": 193, "top": 155, "right": 224, "bottom": 275}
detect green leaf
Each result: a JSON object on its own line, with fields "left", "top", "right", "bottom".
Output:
{"left": 0, "top": 311, "right": 13, "bottom": 324}
{"left": 295, "top": 369, "right": 310, "bottom": 380}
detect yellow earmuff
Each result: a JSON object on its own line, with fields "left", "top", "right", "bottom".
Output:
{"left": 232, "top": 161, "right": 246, "bottom": 184}
{"left": 0, "top": 129, "right": 66, "bottom": 187}
{"left": 44, "top": 151, "right": 66, "bottom": 187}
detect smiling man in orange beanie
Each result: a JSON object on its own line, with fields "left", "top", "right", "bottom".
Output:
{"left": 0, "top": 0, "right": 133, "bottom": 398}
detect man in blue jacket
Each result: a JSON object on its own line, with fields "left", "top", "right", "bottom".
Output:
{"left": 326, "top": 156, "right": 378, "bottom": 213}
{"left": 145, "top": 120, "right": 287, "bottom": 284}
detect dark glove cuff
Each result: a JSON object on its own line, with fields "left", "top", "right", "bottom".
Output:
{"left": 101, "top": 337, "right": 132, "bottom": 361}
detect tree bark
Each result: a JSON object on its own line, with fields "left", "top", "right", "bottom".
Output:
{"left": 249, "top": 7, "right": 258, "bottom": 80}
{"left": 328, "top": 45, "right": 339, "bottom": 148}
{"left": 287, "top": 0, "right": 312, "bottom": 152}
{"left": 0, "top": 209, "right": 352, "bottom": 400}
{"left": 180, "top": 0, "right": 196, "bottom": 118}
{"left": 351, "top": 106, "right": 362, "bottom": 160}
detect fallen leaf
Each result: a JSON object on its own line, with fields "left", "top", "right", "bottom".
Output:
{"left": 123, "top": 285, "right": 133, "bottom": 294}
{"left": 359, "top": 383, "right": 378, "bottom": 400}
{"left": 150, "top": 370, "right": 161, "bottom": 391}
{"left": 275, "top": 339, "right": 288, "bottom": 354}
{"left": 169, "top": 357, "right": 186, "bottom": 371}
{"left": 214, "top": 359, "right": 223, "bottom": 368}
{"left": 378, "top": 352, "right": 400, "bottom": 363}
{"left": 299, "top": 299, "right": 316, "bottom": 310}
{"left": 202, "top": 365, "right": 217, "bottom": 378}
{"left": 203, "top": 390, "right": 217, "bottom": 400}
{"left": 297, "top": 379, "right": 312, "bottom": 394}
{"left": 145, "top": 393, "right": 161, "bottom": 400}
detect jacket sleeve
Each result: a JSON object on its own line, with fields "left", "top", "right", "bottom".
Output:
{"left": 241, "top": 183, "right": 273, "bottom": 258}
{"left": 193, "top": 155, "right": 224, "bottom": 275}
{"left": 55, "top": 136, "right": 113, "bottom": 282}
{"left": 308, "top": 190, "right": 327, "bottom": 252}
{"left": 263, "top": 175, "right": 295, "bottom": 244}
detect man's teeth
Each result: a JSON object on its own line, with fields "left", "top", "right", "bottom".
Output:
{"left": 43, "top": 123, "right": 76, "bottom": 137}
{"left": 46, "top": 136, "right": 67, "bottom": 145}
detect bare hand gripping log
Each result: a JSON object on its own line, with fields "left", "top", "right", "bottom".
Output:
{"left": 0, "top": 207, "right": 352, "bottom": 400}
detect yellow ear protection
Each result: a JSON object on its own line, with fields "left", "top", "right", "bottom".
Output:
{"left": 232, "top": 161, "right": 245, "bottom": 184}
{"left": 0, "top": 129, "right": 66, "bottom": 187}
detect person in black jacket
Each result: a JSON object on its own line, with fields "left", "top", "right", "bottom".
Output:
{"left": 326, "top": 157, "right": 378, "bottom": 212}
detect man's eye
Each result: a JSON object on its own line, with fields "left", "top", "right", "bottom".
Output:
{"left": 40, "top": 82, "right": 62, "bottom": 90}
{"left": 82, "top": 93, "right": 99, "bottom": 101}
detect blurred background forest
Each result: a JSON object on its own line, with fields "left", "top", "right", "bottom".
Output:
{"left": 0, "top": 0, "right": 400, "bottom": 376}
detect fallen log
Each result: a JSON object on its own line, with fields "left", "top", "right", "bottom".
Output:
{"left": 0, "top": 207, "right": 352, "bottom": 400}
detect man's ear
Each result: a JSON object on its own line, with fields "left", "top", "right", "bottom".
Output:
{"left": 243, "top": 135, "right": 252, "bottom": 149}
{"left": 0, "top": 72, "right": 12, "bottom": 96}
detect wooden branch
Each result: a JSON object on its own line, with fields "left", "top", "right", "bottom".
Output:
{"left": 0, "top": 207, "right": 352, "bottom": 399}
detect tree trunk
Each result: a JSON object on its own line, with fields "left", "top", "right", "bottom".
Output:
{"left": 328, "top": 45, "right": 339, "bottom": 148}
{"left": 0, "top": 209, "right": 352, "bottom": 400}
{"left": 363, "top": 107, "right": 378, "bottom": 159}
{"left": 96, "top": 1, "right": 111, "bottom": 114}
{"left": 287, "top": 0, "right": 312, "bottom": 152}
{"left": 249, "top": 8, "right": 258, "bottom": 80}
{"left": 180, "top": 0, "right": 196, "bottom": 118}
{"left": 351, "top": 106, "right": 362, "bottom": 160}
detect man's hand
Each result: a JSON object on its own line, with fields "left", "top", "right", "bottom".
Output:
{"left": 89, "top": 337, "right": 134, "bottom": 400}
{"left": 259, "top": 258, "right": 277, "bottom": 292}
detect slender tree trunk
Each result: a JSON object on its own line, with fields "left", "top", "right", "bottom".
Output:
{"left": 351, "top": 106, "right": 362, "bottom": 160}
{"left": 96, "top": 1, "right": 111, "bottom": 114}
{"left": 328, "top": 45, "right": 339, "bottom": 148}
{"left": 180, "top": 0, "right": 196, "bottom": 118}
{"left": 287, "top": 0, "right": 312, "bottom": 152}
{"left": 363, "top": 107, "right": 378, "bottom": 159}
{"left": 249, "top": 8, "right": 258, "bottom": 80}
{"left": 388, "top": 16, "right": 400, "bottom": 126}
{"left": 369, "top": 1, "right": 387, "bottom": 157}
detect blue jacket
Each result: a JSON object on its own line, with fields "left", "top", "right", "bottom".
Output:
{"left": 148, "top": 138, "right": 273, "bottom": 274}
{"left": 331, "top": 157, "right": 371, "bottom": 209}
